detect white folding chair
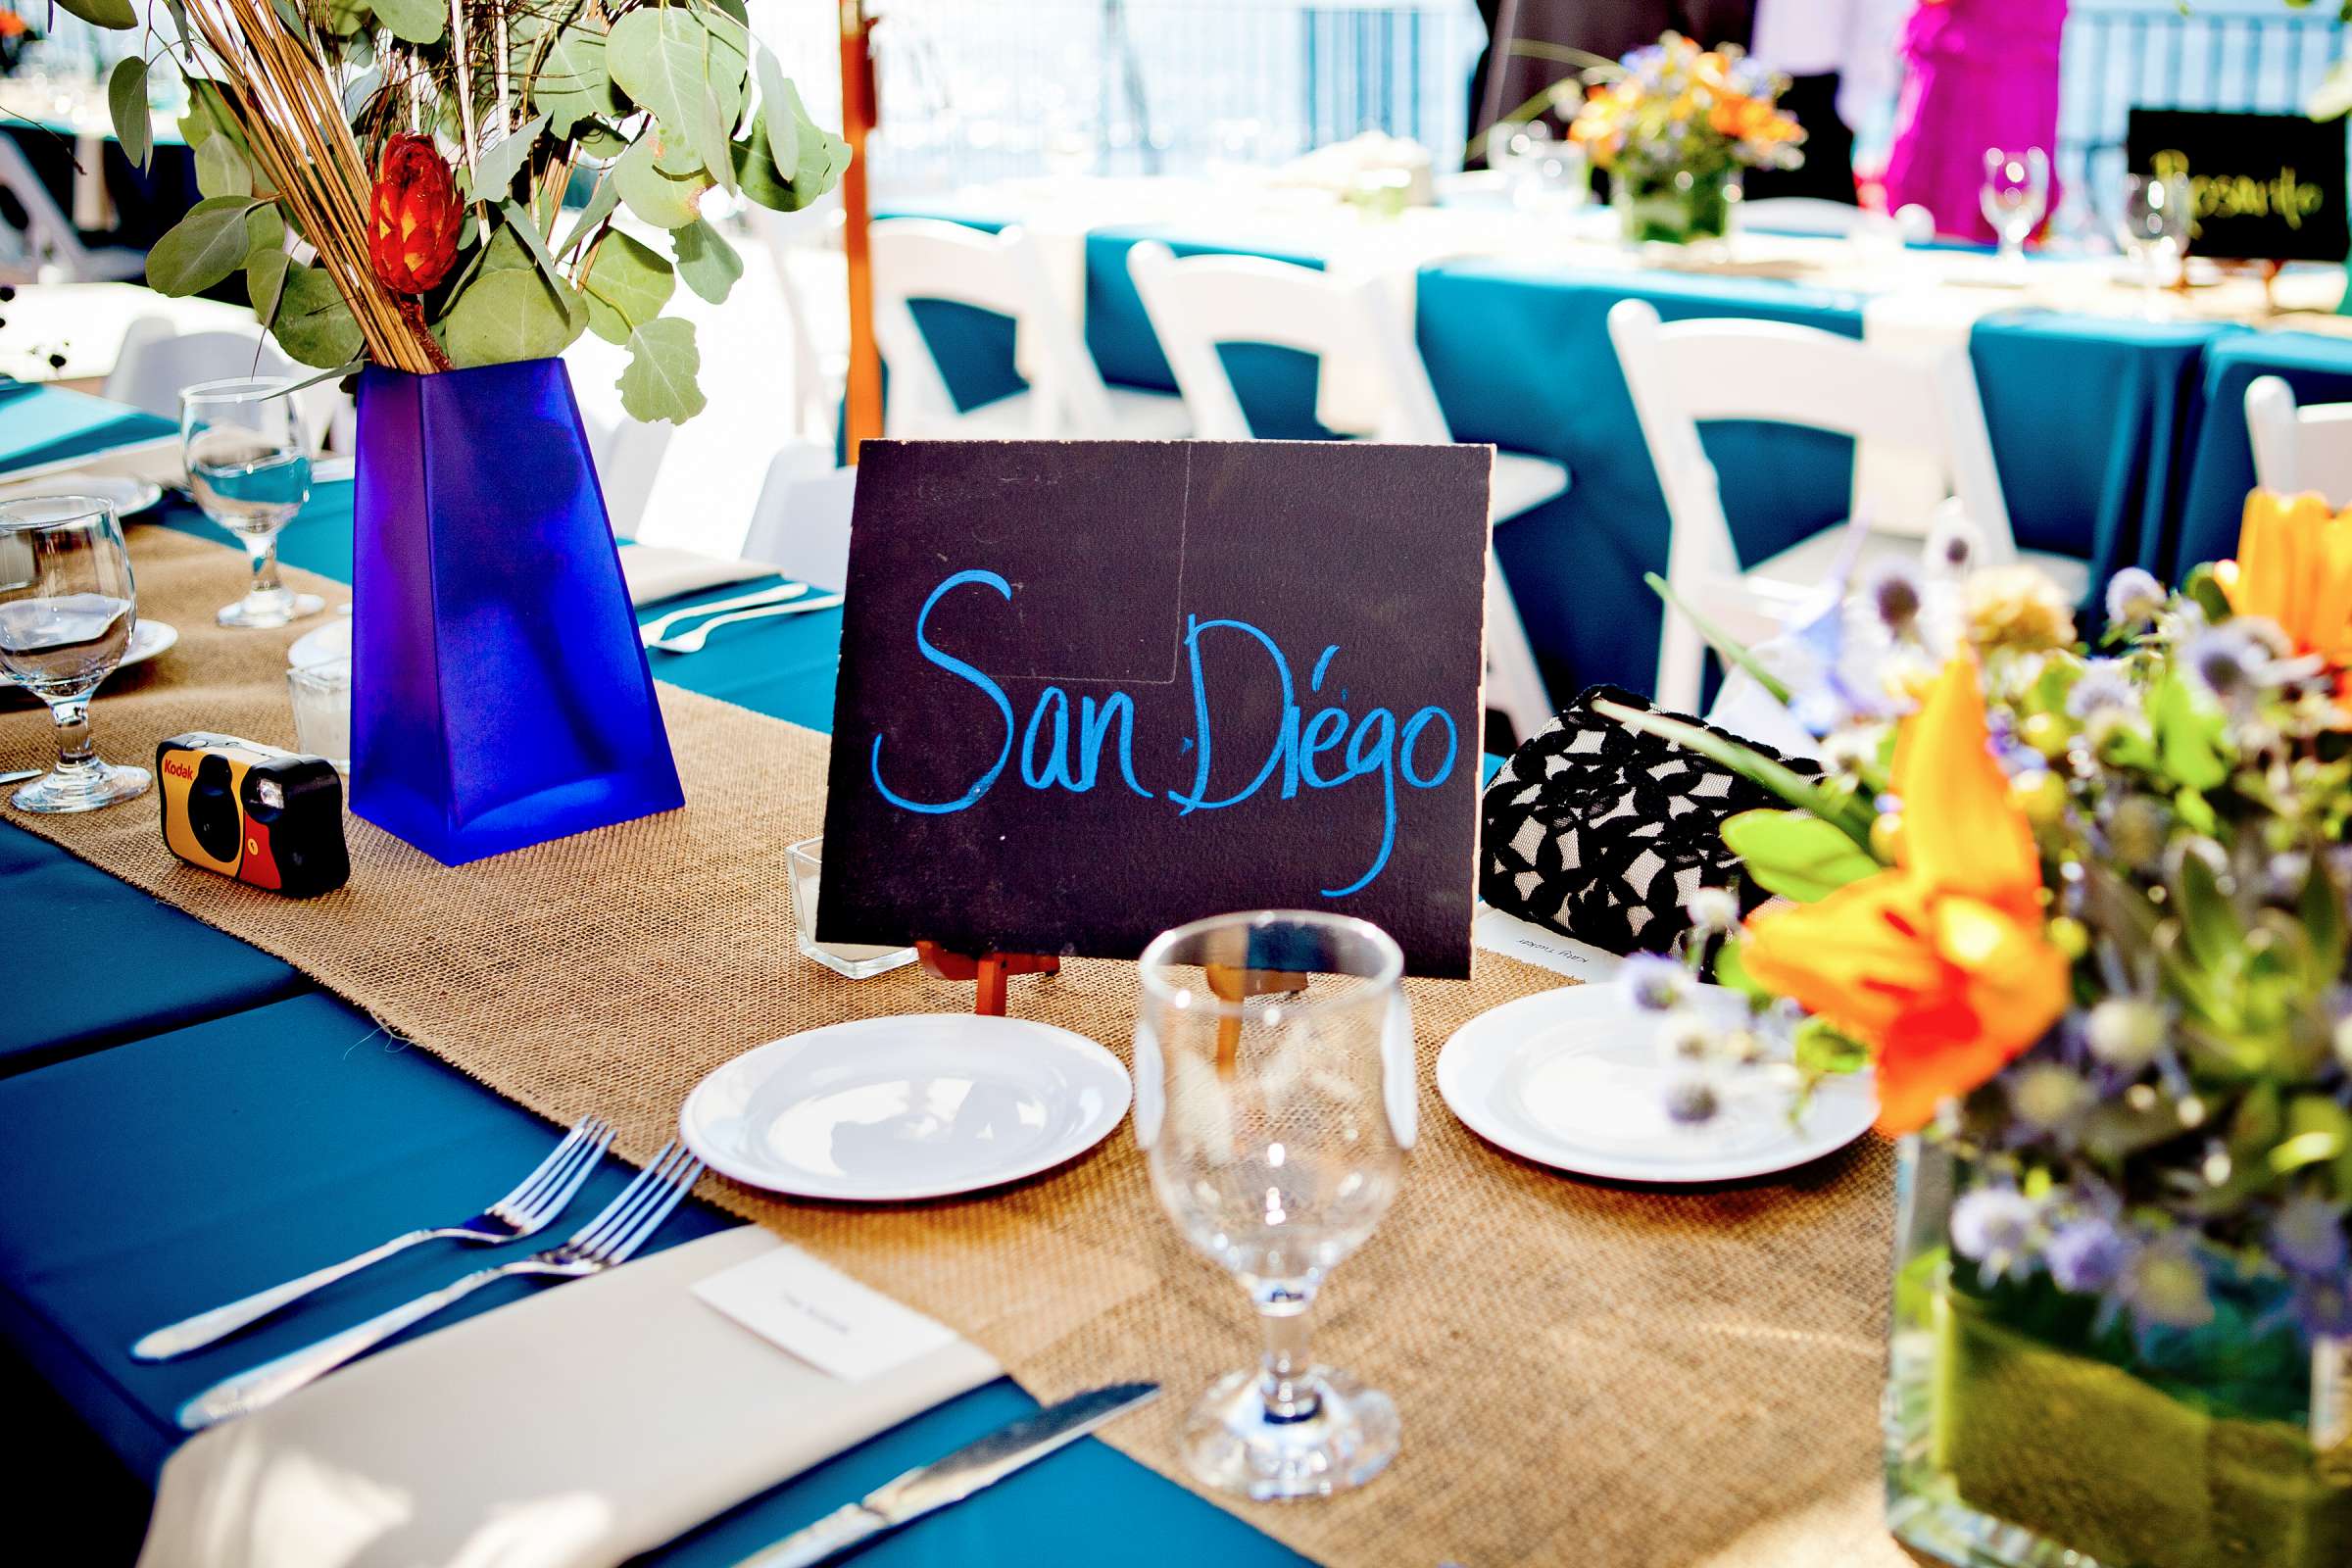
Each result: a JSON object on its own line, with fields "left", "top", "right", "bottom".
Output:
{"left": 1608, "top": 297, "right": 2090, "bottom": 714}
{"left": 0, "top": 132, "right": 143, "bottom": 284}
{"left": 581, "top": 410, "right": 675, "bottom": 540}
{"left": 873, "top": 218, "right": 1189, "bottom": 441}
{"left": 742, "top": 441, "right": 858, "bottom": 593}
{"left": 744, "top": 196, "right": 851, "bottom": 446}
{"left": 2246, "top": 374, "right": 2352, "bottom": 507}
{"left": 104, "top": 316, "right": 346, "bottom": 453}
{"left": 1128, "top": 240, "right": 1564, "bottom": 743}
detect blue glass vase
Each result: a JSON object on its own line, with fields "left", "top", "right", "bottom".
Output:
{"left": 351, "top": 358, "right": 683, "bottom": 865}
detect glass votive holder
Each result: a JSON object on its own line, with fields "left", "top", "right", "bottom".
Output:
{"left": 286, "top": 655, "right": 351, "bottom": 772}
{"left": 787, "top": 835, "right": 917, "bottom": 979}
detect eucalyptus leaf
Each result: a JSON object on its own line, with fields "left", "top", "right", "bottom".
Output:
{"left": 245, "top": 204, "right": 283, "bottom": 260}
{"left": 494, "top": 197, "right": 576, "bottom": 308}
{"left": 470, "top": 112, "right": 547, "bottom": 202}
{"left": 613, "top": 138, "right": 708, "bottom": 229}
{"left": 370, "top": 0, "right": 446, "bottom": 46}
{"left": 529, "top": 20, "right": 625, "bottom": 137}
{"left": 268, "top": 0, "right": 304, "bottom": 33}
{"left": 732, "top": 113, "right": 845, "bottom": 214}
{"left": 671, "top": 218, "right": 741, "bottom": 305}
{"left": 55, "top": 0, "right": 135, "bottom": 28}
{"left": 444, "top": 266, "right": 586, "bottom": 368}
{"left": 146, "top": 197, "right": 263, "bottom": 296}
{"left": 606, "top": 8, "right": 747, "bottom": 139}
{"left": 479, "top": 220, "right": 536, "bottom": 273}
{"left": 271, "top": 267, "right": 364, "bottom": 368}
{"left": 581, "top": 230, "right": 675, "bottom": 346}
{"left": 616, "top": 317, "right": 706, "bottom": 423}
{"left": 247, "top": 249, "right": 291, "bottom": 328}
{"left": 107, "top": 56, "right": 151, "bottom": 172}
{"left": 194, "top": 134, "right": 250, "bottom": 199}
{"left": 557, "top": 174, "right": 622, "bottom": 260}
{"left": 321, "top": 0, "right": 371, "bottom": 35}
{"left": 688, "top": 84, "right": 736, "bottom": 195}
{"left": 1721, "top": 808, "right": 1878, "bottom": 903}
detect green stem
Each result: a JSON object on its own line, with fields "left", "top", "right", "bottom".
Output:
{"left": 1642, "top": 571, "right": 1795, "bottom": 706}
{"left": 1592, "top": 698, "right": 1876, "bottom": 850}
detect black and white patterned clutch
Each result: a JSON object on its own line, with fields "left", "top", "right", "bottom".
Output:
{"left": 1479, "top": 686, "right": 1815, "bottom": 956}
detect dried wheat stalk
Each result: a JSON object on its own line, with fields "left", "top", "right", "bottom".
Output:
{"left": 181, "top": 0, "right": 441, "bottom": 372}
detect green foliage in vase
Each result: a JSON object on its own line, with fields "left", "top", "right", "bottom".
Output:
{"left": 109, "top": 0, "right": 849, "bottom": 422}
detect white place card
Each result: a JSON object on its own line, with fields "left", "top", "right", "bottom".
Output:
{"left": 694, "top": 1243, "right": 962, "bottom": 1383}
{"left": 1473, "top": 904, "right": 1621, "bottom": 981}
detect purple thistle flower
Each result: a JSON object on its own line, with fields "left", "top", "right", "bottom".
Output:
{"left": 1951, "top": 1187, "right": 2040, "bottom": 1272}
{"left": 1622, "top": 954, "right": 1690, "bottom": 1013}
{"left": 2271, "top": 1195, "right": 2349, "bottom": 1278}
{"left": 2103, "top": 567, "right": 2165, "bottom": 631}
{"left": 2045, "top": 1218, "right": 2131, "bottom": 1296}
{"left": 2066, "top": 661, "right": 2137, "bottom": 721}
{"left": 2294, "top": 1275, "right": 2352, "bottom": 1339}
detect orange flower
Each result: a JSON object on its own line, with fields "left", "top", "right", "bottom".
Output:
{"left": 2217, "top": 490, "right": 2352, "bottom": 673}
{"left": 368, "top": 134, "right": 462, "bottom": 297}
{"left": 1740, "top": 657, "right": 2070, "bottom": 1133}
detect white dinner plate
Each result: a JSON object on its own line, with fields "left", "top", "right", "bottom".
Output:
{"left": 1437, "top": 982, "right": 1876, "bottom": 1183}
{"left": 680, "top": 1014, "right": 1132, "bottom": 1201}
{"left": 121, "top": 617, "right": 178, "bottom": 669}
{"left": 0, "top": 473, "right": 166, "bottom": 516}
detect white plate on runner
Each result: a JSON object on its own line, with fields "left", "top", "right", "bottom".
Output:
{"left": 1437, "top": 983, "right": 1876, "bottom": 1183}
{"left": 0, "top": 472, "right": 165, "bottom": 516}
{"left": 121, "top": 618, "right": 177, "bottom": 669}
{"left": 681, "top": 1014, "right": 1132, "bottom": 1201}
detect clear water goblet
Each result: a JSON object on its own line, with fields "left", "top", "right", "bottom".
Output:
{"left": 1979, "top": 146, "right": 2050, "bottom": 269}
{"left": 0, "top": 496, "right": 151, "bottom": 812}
{"left": 1134, "top": 909, "right": 1415, "bottom": 1500}
{"left": 2119, "top": 171, "right": 2194, "bottom": 318}
{"left": 180, "top": 376, "right": 323, "bottom": 629}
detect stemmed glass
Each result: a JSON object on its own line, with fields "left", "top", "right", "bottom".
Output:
{"left": 1979, "top": 147, "right": 2050, "bottom": 269}
{"left": 1134, "top": 910, "right": 1413, "bottom": 1499}
{"left": 2118, "top": 171, "right": 2194, "bottom": 318}
{"left": 0, "top": 496, "right": 151, "bottom": 812}
{"left": 179, "top": 377, "right": 322, "bottom": 629}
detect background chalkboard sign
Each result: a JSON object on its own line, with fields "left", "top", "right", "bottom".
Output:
{"left": 2126, "top": 108, "right": 2349, "bottom": 263}
{"left": 816, "top": 439, "right": 1494, "bottom": 977}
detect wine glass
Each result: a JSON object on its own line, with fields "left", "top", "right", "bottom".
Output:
{"left": 1134, "top": 910, "right": 1414, "bottom": 1499}
{"left": 179, "top": 377, "right": 322, "bottom": 629}
{"left": 0, "top": 496, "right": 151, "bottom": 813}
{"left": 1979, "top": 147, "right": 2050, "bottom": 268}
{"left": 2118, "top": 171, "right": 2194, "bottom": 318}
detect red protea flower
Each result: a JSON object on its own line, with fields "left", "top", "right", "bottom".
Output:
{"left": 368, "top": 134, "right": 462, "bottom": 296}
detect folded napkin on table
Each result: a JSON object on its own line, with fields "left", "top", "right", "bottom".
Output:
{"left": 137, "top": 1227, "right": 1002, "bottom": 1568}
{"left": 618, "top": 545, "right": 781, "bottom": 608}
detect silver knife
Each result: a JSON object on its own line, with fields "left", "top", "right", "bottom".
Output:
{"left": 731, "top": 1382, "right": 1160, "bottom": 1568}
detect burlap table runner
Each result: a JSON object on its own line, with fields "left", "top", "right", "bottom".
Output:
{"left": 3, "top": 524, "right": 1910, "bottom": 1567}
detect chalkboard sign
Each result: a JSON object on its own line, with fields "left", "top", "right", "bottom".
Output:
{"left": 2126, "top": 108, "right": 2349, "bottom": 263}
{"left": 816, "top": 439, "right": 1494, "bottom": 977}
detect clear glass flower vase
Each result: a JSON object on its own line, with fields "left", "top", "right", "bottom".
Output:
{"left": 1884, "top": 1139, "right": 2352, "bottom": 1568}
{"left": 1615, "top": 165, "right": 1736, "bottom": 248}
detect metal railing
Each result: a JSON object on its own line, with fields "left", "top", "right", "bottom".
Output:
{"left": 757, "top": 0, "right": 1486, "bottom": 195}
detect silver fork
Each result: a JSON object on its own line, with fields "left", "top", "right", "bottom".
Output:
{"left": 637, "top": 580, "right": 811, "bottom": 646}
{"left": 132, "top": 1116, "right": 615, "bottom": 1362}
{"left": 648, "top": 594, "right": 847, "bottom": 654}
{"left": 176, "top": 1142, "right": 706, "bottom": 1431}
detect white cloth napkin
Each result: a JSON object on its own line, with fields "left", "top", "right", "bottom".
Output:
{"left": 618, "top": 545, "right": 779, "bottom": 608}
{"left": 136, "top": 1228, "right": 1002, "bottom": 1568}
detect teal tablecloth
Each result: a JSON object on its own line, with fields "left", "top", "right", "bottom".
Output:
{"left": 0, "top": 487, "right": 1304, "bottom": 1566}
{"left": 2175, "top": 330, "right": 2352, "bottom": 572}
{"left": 888, "top": 214, "right": 2248, "bottom": 696}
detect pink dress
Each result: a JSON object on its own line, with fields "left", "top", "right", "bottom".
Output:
{"left": 1882, "top": 0, "right": 2070, "bottom": 243}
